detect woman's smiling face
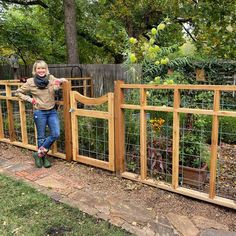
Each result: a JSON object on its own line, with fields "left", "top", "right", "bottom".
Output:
{"left": 36, "top": 65, "right": 47, "bottom": 77}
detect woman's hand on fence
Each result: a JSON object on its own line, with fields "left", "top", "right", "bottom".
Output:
{"left": 60, "top": 78, "right": 68, "bottom": 83}
{"left": 31, "top": 98, "right": 37, "bottom": 105}
{"left": 54, "top": 78, "right": 68, "bottom": 86}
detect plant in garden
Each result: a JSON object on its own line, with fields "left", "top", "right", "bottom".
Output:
{"left": 123, "top": 18, "right": 190, "bottom": 84}
{"left": 180, "top": 114, "right": 211, "bottom": 169}
{"left": 148, "top": 117, "right": 172, "bottom": 177}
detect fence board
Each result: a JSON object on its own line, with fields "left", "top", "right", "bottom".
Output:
{"left": 209, "top": 90, "right": 220, "bottom": 199}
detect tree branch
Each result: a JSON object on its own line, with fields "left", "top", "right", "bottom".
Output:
{"left": 181, "top": 23, "right": 196, "bottom": 42}
{"left": 78, "top": 31, "right": 123, "bottom": 63}
{"left": 2, "top": 0, "right": 48, "bottom": 8}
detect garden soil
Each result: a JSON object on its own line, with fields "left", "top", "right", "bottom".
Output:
{"left": 0, "top": 142, "right": 235, "bottom": 236}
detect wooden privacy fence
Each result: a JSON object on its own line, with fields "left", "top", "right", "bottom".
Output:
{"left": 0, "top": 79, "right": 235, "bottom": 209}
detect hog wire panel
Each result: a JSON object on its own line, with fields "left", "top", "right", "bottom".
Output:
{"left": 216, "top": 117, "right": 236, "bottom": 201}
{"left": 55, "top": 107, "right": 66, "bottom": 154}
{"left": 124, "top": 110, "right": 140, "bottom": 174}
{"left": 146, "top": 89, "right": 174, "bottom": 107}
{"left": 179, "top": 113, "right": 212, "bottom": 194}
{"left": 147, "top": 111, "right": 173, "bottom": 183}
{"left": 124, "top": 89, "right": 140, "bottom": 105}
{"left": 25, "top": 103, "right": 36, "bottom": 145}
{"left": 78, "top": 116, "right": 109, "bottom": 162}
{"left": 75, "top": 99, "right": 109, "bottom": 161}
{"left": 12, "top": 101, "right": 21, "bottom": 142}
{"left": 1, "top": 99, "right": 9, "bottom": 139}
{"left": 220, "top": 91, "right": 236, "bottom": 111}
{"left": 180, "top": 90, "right": 214, "bottom": 109}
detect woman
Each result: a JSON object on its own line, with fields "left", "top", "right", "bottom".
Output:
{"left": 16, "top": 60, "right": 67, "bottom": 168}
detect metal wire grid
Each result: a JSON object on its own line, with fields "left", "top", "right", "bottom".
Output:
{"left": 216, "top": 117, "right": 236, "bottom": 201}
{"left": 179, "top": 114, "right": 211, "bottom": 193}
{"left": 147, "top": 112, "right": 173, "bottom": 183}
{"left": 180, "top": 90, "right": 214, "bottom": 109}
{"left": 147, "top": 89, "right": 174, "bottom": 107}
{"left": 1, "top": 100, "right": 9, "bottom": 138}
{"left": 124, "top": 110, "right": 140, "bottom": 174}
{"left": 56, "top": 107, "right": 66, "bottom": 153}
{"left": 25, "top": 103, "right": 36, "bottom": 145}
{"left": 78, "top": 117, "right": 109, "bottom": 162}
{"left": 12, "top": 101, "right": 22, "bottom": 142}
{"left": 124, "top": 89, "right": 140, "bottom": 105}
{"left": 220, "top": 91, "right": 236, "bottom": 111}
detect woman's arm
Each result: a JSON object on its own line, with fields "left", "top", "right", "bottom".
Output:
{"left": 15, "top": 81, "right": 34, "bottom": 103}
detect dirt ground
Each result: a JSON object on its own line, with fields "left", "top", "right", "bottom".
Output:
{"left": 0, "top": 142, "right": 236, "bottom": 232}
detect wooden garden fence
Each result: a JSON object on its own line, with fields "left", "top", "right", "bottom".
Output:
{"left": 0, "top": 79, "right": 235, "bottom": 210}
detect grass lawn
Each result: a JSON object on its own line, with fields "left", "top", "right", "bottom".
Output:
{"left": 0, "top": 174, "right": 131, "bottom": 236}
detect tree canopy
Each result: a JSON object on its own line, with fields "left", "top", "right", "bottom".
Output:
{"left": 0, "top": 0, "right": 235, "bottom": 64}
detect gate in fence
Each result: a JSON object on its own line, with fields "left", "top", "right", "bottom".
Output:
{"left": 0, "top": 79, "right": 235, "bottom": 209}
{"left": 69, "top": 91, "right": 115, "bottom": 171}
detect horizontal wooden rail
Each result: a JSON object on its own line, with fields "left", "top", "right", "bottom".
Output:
{"left": 120, "top": 84, "right": 236, "bottom": 91}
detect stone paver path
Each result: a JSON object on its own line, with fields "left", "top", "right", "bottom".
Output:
{"left": 0, "top": 146, "right": 235, "bottom": 236}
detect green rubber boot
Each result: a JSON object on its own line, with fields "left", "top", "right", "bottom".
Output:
{"left": 33, "top": 152, "right": 43, "bottom": 168}
{"left": 43, "top": 156, "right": 52, "bottom": 168}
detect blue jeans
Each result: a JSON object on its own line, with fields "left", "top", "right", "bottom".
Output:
{"left": 33, "top": 109, "right": 60, "bottom": 150}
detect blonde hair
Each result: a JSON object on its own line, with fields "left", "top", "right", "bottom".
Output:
{"left": 32, "top": 60, "right": 49, "bottom": 76}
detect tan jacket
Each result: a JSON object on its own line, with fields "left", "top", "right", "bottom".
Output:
{"left": 16, "top": 74, "right": 62, "bottom": 110}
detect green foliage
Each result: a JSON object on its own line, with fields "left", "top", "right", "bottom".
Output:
{"left": 0, "top": 4, "right": 66, "bottom": 64}
{"left": 179, "top": 114, "right": 211, "bottom": 169}
{"left": 192, "top": 1, "right": 236, "bottom": 59}
{"left": 180, "top": 131, "right": 210, "bottom": 169}
{"left": 1, "top": 0, "right": 235, "bottom": 64}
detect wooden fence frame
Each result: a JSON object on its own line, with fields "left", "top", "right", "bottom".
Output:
{"left": 0, "top": 79, "right": 235, "bottom": 209}
{"left": 114, "top": 80, "right": 236, "bottom": 210}
{"left": 70, "top": 91, "right": 115, "bottom": 171}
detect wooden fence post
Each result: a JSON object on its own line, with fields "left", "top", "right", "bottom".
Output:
{"left": 63, "top": 81, "right": 73, "bottom": 161}
{"left": 209, "top": 90, "right": 220, "bottom": 199}
{"left": 0, "top": 102, "right": 3, "bottom": 139}
{"left": 172, "top": 88, "right": 180, "bottom": 189}
{"left": 114, "top": 80, "right": 125, "bottom": 174}
{"left": 140, "top": 88, "right": 147, "bottom": 180}
{"left": 108, "top": 92, "right": 115, "bottom": 171}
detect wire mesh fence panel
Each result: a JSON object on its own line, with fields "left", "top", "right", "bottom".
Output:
{"left": 216, "top": 117, "right": 236, "bottom": 201}
{"left": 12, "top": 101, "right": 21, "bottom": 142}
{"left": 147, "top": 89, "right": 174, "bottom": 107}
{"left": 220, "top": 91, "right": 236, "bottom": 111}
{"left": 124, "top": 89, "right": 140, "bottom": 105}
{"left": 147, "top": 111, "right": 173, "bottom": 183}
{"left": 180, "top": 90, "right": 214, "bottom": 109}
{"left": 124, "top": 110, "right": 140, "bottom": 174}
{"left": 56, "top": 107, "right": 66, "bottom": 154}
{"left": 1, "top": 100, "right": 9, "bottom": 139}
{"left": 78, "top": 117, "right": 109, "bottom": 162}
{"left": 25, "top": 103, "right": 36, "bottom": 145}
{"left": 179, "top": 114, "right": 212, "bottom": 194}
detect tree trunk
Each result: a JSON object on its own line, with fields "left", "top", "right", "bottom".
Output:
{"left": 63, "top": 0, "right": 79, "bottom": 64}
